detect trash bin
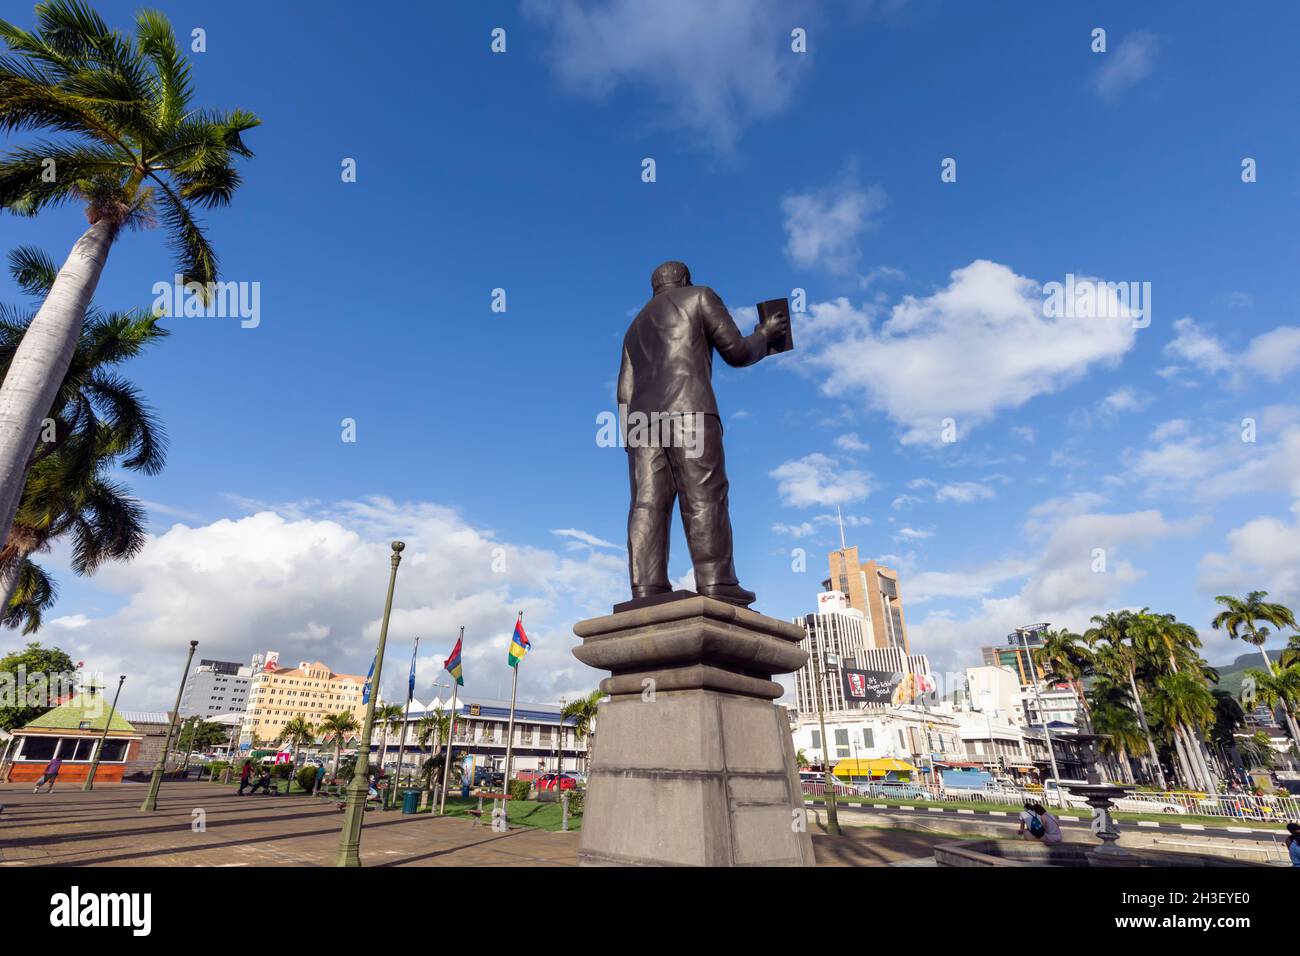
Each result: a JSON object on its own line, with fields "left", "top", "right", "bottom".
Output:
{"left": 401, "top": 789, "right": 420, "bottom": 814}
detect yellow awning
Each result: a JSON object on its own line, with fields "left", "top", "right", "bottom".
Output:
{"left": 832, "top": 758, "right": 916, "bottom": 778}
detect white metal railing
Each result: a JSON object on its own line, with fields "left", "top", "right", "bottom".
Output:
{"left": 799, "top": 779, "right": 1300, "bottom": 822}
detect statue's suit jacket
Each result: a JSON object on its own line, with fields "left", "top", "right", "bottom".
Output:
{"left": 618, "top": 285, "right": 767, "bottom": 419}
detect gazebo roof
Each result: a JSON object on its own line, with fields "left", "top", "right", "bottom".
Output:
{"left": 22, "top": 693, "right": 137, "bottom": 733}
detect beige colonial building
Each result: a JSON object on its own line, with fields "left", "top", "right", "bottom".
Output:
{"left": 238, "top": 659, "right": 367, "bottom": 747}
{"left": 822, "top": 545, "right": 910, "bottom": 653}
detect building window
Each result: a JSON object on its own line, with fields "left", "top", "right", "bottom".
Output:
{"left": 811, "top": 730, "right": 821, "bottom": 749}
{"left": 862, "top": 728, "right": 874, "bottom": 749}
{"left": 833, "top": 729, "right": 850, "bottom": 758}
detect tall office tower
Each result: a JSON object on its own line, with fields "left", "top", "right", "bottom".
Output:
{"left": 792, "top": 591, "right": 872, "bottom": 715}
{"left": 821, "top": 545, "right": 910, "bottom": 653}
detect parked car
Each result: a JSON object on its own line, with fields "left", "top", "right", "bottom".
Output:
{"left": 1042, "top": 779, "right": 1186, "bottom": 814}
{"left": 472, "top": 767, "right": 504, "bottom": 788}
{"left": 856, "top": 780, "right": 932, "bottom": 801}
{"left": 535, "top": 773, "right": 578, "bottom": 791}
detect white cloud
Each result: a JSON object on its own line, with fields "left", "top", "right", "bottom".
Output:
{"left": 1091, "top": 31, "right": 1159, "bottom": 100}
{"left": 908, "top": 504, "right": 1204, "bottom": 678}
{"left": 42, "top": 498, "right": 626, "bottom": 711}
{"left": 524, "top": 0, "right": 813, "bottom": 150}
{"left": 551, "top": 527, "right": 620, "bottom": 550}
{"left": 834, "top": 433, "right": 871, "bottom": 452}
{"left": 781, "top": 171, "right": 887, "bottom": 273}
{"left": 935, "top": 481, "right": 997, "bottom": 504}
{"left": 771, "top": 521, "right": 816, "bottom": 538}
{"left": 769, "top": 452, "right": 872, "bottom": 507}
{"left": 1199, "top": 502, "right": 1300, "bottom": 608}
{"left": 894, "top": 526, "right": 933, "bottom": 541}
{"left": 1163, "top": 318, "right": 1300, "bottom": 385}
{"left": 1128, "top": 410, "right": 1300, "bottom": 501}
{"left": 795, "top": 260, "right": 1138, "bottom": 443}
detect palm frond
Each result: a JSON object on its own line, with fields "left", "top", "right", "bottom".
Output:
{"left": 7, "top": 244, "right": 58, "bottom": 296}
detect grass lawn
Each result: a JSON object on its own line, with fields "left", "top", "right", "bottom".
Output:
{"left": 802, "top": 795, "right": 1287, "bottom": 830}
{"left": 420, "top": 796, "right": 583, "bottom": 832}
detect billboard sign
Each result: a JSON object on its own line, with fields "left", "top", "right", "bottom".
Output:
{"left": 842, "top": 669, "right": 928, "bottom": 706}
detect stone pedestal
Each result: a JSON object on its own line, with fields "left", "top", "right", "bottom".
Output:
{"left": 572, "top": 595, "right": 815, "bottom": 866}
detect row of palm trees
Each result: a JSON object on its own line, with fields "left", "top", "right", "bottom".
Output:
{"left": 0, "top": 2, "right": 259, "bottom": 626}
{"left": 1032, "top": 591, "right": 1300, "bottom": 793}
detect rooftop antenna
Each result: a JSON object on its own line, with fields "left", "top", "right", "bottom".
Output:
{"left": 837, "top": 506, "right": 847, "bottom": 551}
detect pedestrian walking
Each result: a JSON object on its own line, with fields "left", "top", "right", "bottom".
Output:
{"left": 32, "top": 756, "right": 62, "bottom": 793}
{"left": 237, "top": 759, "right": 253, "bottom": 795}
{"left": 314, "top": 763, "right": 326, "bottom": 795}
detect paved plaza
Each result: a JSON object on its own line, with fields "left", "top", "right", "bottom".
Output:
{"left": 0, "top": 781, "right": 949, "bottom": 867}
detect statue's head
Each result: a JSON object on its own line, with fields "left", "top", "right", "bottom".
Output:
{"left": 651, "top": 260, "right": 691, "bottom": 295}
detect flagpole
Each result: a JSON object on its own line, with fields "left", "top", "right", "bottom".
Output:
{"left": 501, "top": 611, "right": 524, "bottom": 819}
{"left": 438, "top": 626, "right": 463, "bottom": 816}
{"left": 390, "top": 635, "right": 418, "bottom": 807}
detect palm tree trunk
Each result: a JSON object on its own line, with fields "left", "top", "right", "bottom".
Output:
{"left": 1127, "top": 667, "right": 1168, "bottom": 790}
{"left": 0, "top": 220, "right": 118, "bottom": 552}
{"left": 1171, "top": 729, "right": 1193, "bottom": 789}
{"left": 1119, "top": 748, "right": 1135, "bottom": 785}
{"left": 0, "top": 551, "right": 22, "bottom": 612}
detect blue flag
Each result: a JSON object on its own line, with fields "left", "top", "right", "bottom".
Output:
{"left": 362, "top": 654, "right": 376, "bottom": 704}
{"left": 407, "top": 639, "right": 419, "bottom": 702}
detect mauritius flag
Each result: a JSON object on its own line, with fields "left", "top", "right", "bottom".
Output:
{"left": 444, "top": 636, "right": 464, "bottom": 686}
{"left": 507, "top": 618, "right": 531, "bottom": 668}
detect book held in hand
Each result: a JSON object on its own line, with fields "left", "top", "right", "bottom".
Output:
{"left": 756, "top": 297, "right": 793, "bottom": 355}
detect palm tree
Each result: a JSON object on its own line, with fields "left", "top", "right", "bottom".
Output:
{"left": 1236, "top": 731, "right": 1276, "bottom": 772}
{"left": 1035, "top": 628, "right": 1094, "bottom": 731}
{"left": 277, "top": 716, "right": 315, "bottom": 793}
{"left": 373, "top": 702, "right": 404, "bottom": 779}
{"left": 1281, "top": 634, "right": 1300, "bottom": 670}
{"left": 319, "top": 711, "right": 358, "bottom": 781}
{"left": 1147, "top": 669, "right": 1217, "bottom": 791}
{"left": 416, "top": 706, "right": 449, "bottom": 759}
{"left": 561, "top": 689, "right": 603, "bottom": 774}
{"left": 1086, "top": 610, "right": 1168, "bottom": 790}
{"left": 0, "top": 246, "right": 165, "bottom": 614}
{"left": 1213, "top": 591, "right": 1300, "bottom": 746}
{"left": 1245, "top": 663, "right": 1300, "bottom": 758}
{"left": 0, "top": 2, "right": 258, "bottom": 552}
{"left": 0, "top": 556, "right": 55, "bottom": 632}
{"left": 1087, "top": 677, "right": 1145, "bottom": 783}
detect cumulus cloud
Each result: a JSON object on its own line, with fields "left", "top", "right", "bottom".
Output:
{"left": 781, "top": 169, "right": 887, "bottom": 273}
{"left": 524, "top": 0, "right": 813, "bottom": 150}
{"left": 35, "top": 498, "right": 625, "bottom": 711}
{"left": 907, "top": 503, "right": 1204, "bottom": 678}
{"left": 1127, "top": 408, "right": 1300, "bottom": 501}
{"left": 1162, "top": 318, "right": 1300, "bottom": 385}
{"left": 1199, "top": 501, "right": 1300, "bottom": 608}
{"left": 769, "top": 452, "right": 873, "bottom": 507}
{"left": 796, "top": 260, "right": 1138, "bottom": 443}
{"left": 1091, "top": 31, "right": 1159, "bottom": 100}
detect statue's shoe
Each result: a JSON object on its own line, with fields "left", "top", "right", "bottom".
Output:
{"left": 698, "top": 583, "right": 756, "bottom": 607}
{"left": 631, "top": 586, "right": 671, "bottom": 599}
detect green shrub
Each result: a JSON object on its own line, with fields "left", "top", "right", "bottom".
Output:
{"left": 271, "top": 762, "right": 292, "bottom": 779}
{"left": 296, "top": 766, "right": 319, "bottom": 792}
{"left": 508, "top": 778, "right": 531, "bottom": 801}
{"left": 566, "top": 791, "right": 584, "bottom": 816}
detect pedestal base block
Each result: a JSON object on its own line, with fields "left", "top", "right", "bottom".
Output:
{"left": 573, "top": 597, "right": 814, "bottom": 866}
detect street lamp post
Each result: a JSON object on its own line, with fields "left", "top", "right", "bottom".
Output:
{"left": 83, "top": 675, "right": 126, "bottom": 791}
{"left": 141, "top": 641, "right": 198, "bottom": 811}
{"left": 337, "top": 540, "right": 404, "bottom": 867}
{"left": 1014, "top": 624, "right": 1062, "bottom": 806}
{"left": 812, "top": 650, "right": 840, "bottom": 836}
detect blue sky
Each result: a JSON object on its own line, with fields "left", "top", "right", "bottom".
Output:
{"left": 4, "top": 0, "right": 1300, "bottom": 709}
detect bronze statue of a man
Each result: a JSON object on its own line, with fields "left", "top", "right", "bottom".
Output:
{"left": 618, "top": 261, "right": 789, "bottom": 608}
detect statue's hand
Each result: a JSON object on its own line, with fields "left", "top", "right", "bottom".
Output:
{"left": 759, "top": 310, "right": 789, "bottom": 344}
